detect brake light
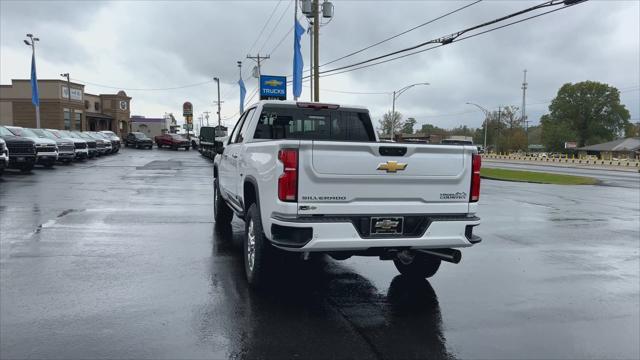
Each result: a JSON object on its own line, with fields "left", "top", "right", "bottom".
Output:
{"left": 296, "top": 102, "right": 340, "bottom": 110}
{"left": 470, "top": 153, "right": 481, "bottom": 202}
{"left": 278, "top": 149, "right": 298, "bottom": 202}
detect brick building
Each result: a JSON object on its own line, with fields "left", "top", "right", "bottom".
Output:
{"left": 0, "top": 79, "right": 132, "bottom": 138}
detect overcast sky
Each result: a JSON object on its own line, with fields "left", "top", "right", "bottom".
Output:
{"left": 1, "top": 0, "right": 638, "bottom": 131}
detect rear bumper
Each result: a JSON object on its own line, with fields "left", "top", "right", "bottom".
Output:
{"left": 269, "top": 214, "right": 481, "bottom": 251}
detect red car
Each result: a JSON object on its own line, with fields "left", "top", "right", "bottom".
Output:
{"left": 155, "top": 134, "right": 190, "bottom": 150}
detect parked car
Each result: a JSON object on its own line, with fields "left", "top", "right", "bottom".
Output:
{"left": 49, "top": 129, "right": 89, "bottom": 160}
{"left": 155, "top": 133, "right": 190, "bottom": 150}
{"left": 100, "top": 131, "right": 121, "bottom": 153}
{"left": 0, "top": 126, "right": 36, "bottom": 172}
{"left": 5, "top": 126, "right": 58, "bottom": 168}
{"left": 0, "top": 138, "right": 8, "bottom": 175}
{"left": 88, "top": 132, "right": 112, "bottom": 154}
{"left": 125, "top": 132, "right": 153, "bottom": 149}
{"left": 31, "top": 128, "right": 75, "bottom": 163}
{"left": 71, "top": 131, "right": 98, "bottom": 158}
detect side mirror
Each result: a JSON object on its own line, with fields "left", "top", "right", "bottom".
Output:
{"left": 214, "top": 140, "right": 224, "bottom": 155}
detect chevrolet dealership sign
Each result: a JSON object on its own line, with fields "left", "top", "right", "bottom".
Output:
{"left": 259, "top": 75, "right": 286, "bottom": 101}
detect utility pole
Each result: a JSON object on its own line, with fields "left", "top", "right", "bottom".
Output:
{"left": 521, "top": 69, "right": 528, "bottom": 148}
{"left": 24, "top": 33, "right": 40, "bottom": 128}
{"left": 60, "top": 73, "right": 72, "bottom": 129}
{"left": 213, "top": 78, "right": 222, "bottom": 127}
{"left": 246, "top": 54, "right": 270, "bottom": 77}
{"left": 203, "top": 111, "right": 211, "bottom": 127}
{"left": 496, "top": 106, "right": 501, "bottom": 153}
{"left": 313, "top": 0, "right": 320, "bottom": 102}
{"left": 308, "top": 22, "right": 314, "bottom": 101}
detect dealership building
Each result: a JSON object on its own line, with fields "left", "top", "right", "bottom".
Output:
{"left": 0, "top": 79, "right": 132, "bottom": 138}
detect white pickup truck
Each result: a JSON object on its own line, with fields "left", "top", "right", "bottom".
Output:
{"left": 214, "top": 101, "right": 481, "bottom": 286}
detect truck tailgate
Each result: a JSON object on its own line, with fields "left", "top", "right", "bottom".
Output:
{"left": 297, "top": 141, "right": 473, "bottom": 215}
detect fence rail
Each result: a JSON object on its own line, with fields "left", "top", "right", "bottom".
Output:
{"left": 483, "top": 154, "right": 640, "bottom": 168}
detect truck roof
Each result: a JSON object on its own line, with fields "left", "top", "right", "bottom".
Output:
{"left": 250, "top": 100, "right": 369, "bottom": 112}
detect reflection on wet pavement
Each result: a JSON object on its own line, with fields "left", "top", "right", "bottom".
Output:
{"left": 1, "top": 149, "right": 638, "bottom": 359}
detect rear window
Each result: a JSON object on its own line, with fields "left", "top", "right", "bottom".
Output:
{"left": 253, "top": 107, "right": 375, "bottom": 142}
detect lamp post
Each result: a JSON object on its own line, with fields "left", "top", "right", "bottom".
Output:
{"left": 24, "top": 33, "right": 40, "bottom": 128}
{"left": 466, "top": 102, "right": 490, "bottom": 150}
{"left": 390, "top": 82, "right": 429, "bottom": 140}
{"left": 60, "top": 73, "right": 73, "bottom": 130}
{"left": 213, "top": 77, "right": 221, "bottom": 127}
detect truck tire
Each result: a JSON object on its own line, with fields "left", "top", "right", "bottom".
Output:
{"left": 244, "top": 203, "right": 274, "bottom": 287}
{"left": 393, "top": 253, "right": 441, "bottom": 278}
{"left": 214, "top": 178, "right": 233, "bottom": 226}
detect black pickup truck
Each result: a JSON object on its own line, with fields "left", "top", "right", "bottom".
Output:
{"left": 0, "top": 126, "right": 37, "bottom": 172}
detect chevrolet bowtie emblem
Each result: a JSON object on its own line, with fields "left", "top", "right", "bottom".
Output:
{"left": 377, "top": 161, "right": 407, "bottom": 173}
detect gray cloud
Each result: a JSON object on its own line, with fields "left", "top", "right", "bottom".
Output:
{"left": 1, "top": 0, "right": 638, "bottom": 130}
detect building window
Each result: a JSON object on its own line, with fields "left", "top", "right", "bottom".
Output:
{"left": 74, "top": 112, "right": 82, "bottom": 130}
{"left": 95, "top": 102, "right": 100, "bottom": 111}
{"left": 64, "top": 109, "right": 71, "bottom": 130}
{"left": 84, "top": 100, "right": 90, "bottom": 109}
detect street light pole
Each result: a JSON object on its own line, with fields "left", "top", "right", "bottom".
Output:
{"left": 466, "top": 102, "right": 490, "bottom": 150}
{"left": 60, "top": 73, "right": 73, "bottom": 129}
{"left": 237, "top": 61, "right": 242, "bottom": 114}
{"left": 213, "top": 77, "right": 221, "bottom": 127}
{"left": 24, "top": 33, "right": 40, "bottom": 128}
{"left": 390, "top": 82, "right": 429, "bottom": 140}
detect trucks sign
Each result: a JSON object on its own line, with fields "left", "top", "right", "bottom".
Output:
{"left": 259, "top": 75, "right": 286, "bottom": 100}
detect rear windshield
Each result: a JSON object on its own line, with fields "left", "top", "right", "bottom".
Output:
{"left": 253, "top": 107, "right": 375, "bottom": 142}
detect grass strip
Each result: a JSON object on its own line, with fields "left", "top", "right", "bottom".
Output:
{"left": 481, "top": 167, "right": 598, "bottom": 185}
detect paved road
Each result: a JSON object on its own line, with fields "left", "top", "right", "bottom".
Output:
{"left": 484, "top": 159, "right": 640, "bottom": 189}
{"left": 1, "top": 149, "right": 638, "bottom": 359}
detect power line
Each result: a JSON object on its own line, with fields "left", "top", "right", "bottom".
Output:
{"left": 258, "top": 0, "right": 294, "bottom": 54}
{"left": 247, "top": 0, "right": 283, "bottom": 55}
{"left": 319, "top": 0, "right": 483, "bottom": 69}
{"left": 269, "top": 25, "right": 295, "bottom": 55}
{"left": 71, "top": 78, "right": 215, "bottom": 91}
{"left": 315, "top": 2, "right": 583, "bottom": 79}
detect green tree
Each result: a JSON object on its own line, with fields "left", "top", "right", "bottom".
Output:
{"left": 541, "top": 114, "right": 576, "bottom": 151}
{"left": 418, "top": 123, "right": 446, "bottom": 134}
{"left": 378, "top": 111, "right": 403, "bottom": 139}
{"left": 625, "top": 122, "right": 640, "bottom": 137}
{"left": 402, "top": 117, "right": 416, "bottom": 134}
{"left": 541, "top": 81, "right": 630, "bottom": 148}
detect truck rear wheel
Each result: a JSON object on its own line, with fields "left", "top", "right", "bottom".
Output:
{"left": 244, "top": 203, "right": 274, "bottom": 287}
{"left": 393, "top": 252, "right": 441, "bottom": 278}
{"left": 214, "top": 178, "right": 233, "bottom": 226}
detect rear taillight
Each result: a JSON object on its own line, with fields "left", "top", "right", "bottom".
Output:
{"left": 470, "top": 153, "right": 481, "bottom": 202}
{"left": 278, "top": 149, "right": 298, "bottom": 202}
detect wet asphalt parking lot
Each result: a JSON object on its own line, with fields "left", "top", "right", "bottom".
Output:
{"left": 1, "top": 149, "right": 638, "bottom": 359}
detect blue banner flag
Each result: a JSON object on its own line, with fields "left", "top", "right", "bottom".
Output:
{"left": 30, "top": 53, "right": 40, "bottom": 107}
{"left": 292, "top": 18, "right": 304, "bottom": 99}
{"left": 238, "top": 78, "right": 246, "bottom": 113}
